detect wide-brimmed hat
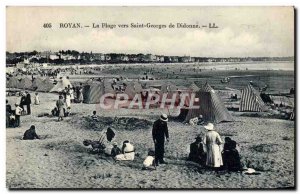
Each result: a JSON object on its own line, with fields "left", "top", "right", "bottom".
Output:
{"left": 113, "top": 142, "right": 118, "bottom": 146}
{"left": 160, "top": 114, "right": 168, "bottom": 122}
{"left": 204, "top": 123, "right": 214, "bottom": 130}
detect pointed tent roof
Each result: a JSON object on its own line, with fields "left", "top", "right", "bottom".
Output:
{"left": 239, "top": 84, "right": 267, "bottom": 112}
{"left": 7, "top": 77, "right": 19, "bottom": 88}
{"left": 183, "top": 82, "right": 233, "bottom": 123}
{"left": 103, "top": 79, "right": 116, "bottom": 96}
{"left": 50, "top": 77, "right": 72, "bottom": 93}
{"left": 82, "top": 81, "right": 105, "bottom": 104}
{"left": 36, "top": 77, "right": 54, "bottom": 92}
{"left": 17, "top": 77, "right": 32, "bottom": 89}
{"left": 31, "top": 77, "right": 44, "bottom": 90}
{"left": 124, "top": 81, "right": 143, "bottom": 99}
{"left": 189, "top": 82, "right": 200, "bottom": 92}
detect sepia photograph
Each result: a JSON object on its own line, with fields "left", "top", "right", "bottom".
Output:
{"left": 5, "top": 6, "right": 295, "bottom": 189}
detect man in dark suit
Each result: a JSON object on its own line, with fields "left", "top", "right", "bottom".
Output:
{"left": 152, "top": 114, "right": 169, "bottom": 166}
{"left": 25, "top": 91, "right": 31, "bottom": 115}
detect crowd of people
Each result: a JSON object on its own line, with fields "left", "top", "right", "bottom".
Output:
{"left": 6, "top": 88, "right": 242, "bottom": 173}
{"left": 83, "top": 112, "right": 242, "bottom": 172}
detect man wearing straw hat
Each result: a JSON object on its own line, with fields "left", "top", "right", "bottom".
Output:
{"left": 152, "top": 114, "right": 169, "bottom": 166}
{"left": 203, "top": 123, "right": 223, "bottom": 169}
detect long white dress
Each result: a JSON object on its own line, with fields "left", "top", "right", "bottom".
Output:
{"left": 66, "top": 94, "right": 71, "bottom": 108}
{"left": 69, "top": 89, "right": 74, "bottom": 101}
{"left": 115, "top": 143, "right": 135, "bottom": 161}
{"left": 204, "top": 130, "right": 223, "bottom": 167}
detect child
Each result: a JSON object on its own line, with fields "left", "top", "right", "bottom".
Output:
{"left": 34, "top": 92, "right": 40, "bottom": 105}
{"left": 111, "top": 142, "right": 122, "bottom": 159}
{"left": 91, "top": 111, "right": 98, "bottom": 121}
{"left": 14, "top": 103, "right": 23, "bottom": 127}
{"left": 142, "top": 150, "right": 156, "bottom": 170}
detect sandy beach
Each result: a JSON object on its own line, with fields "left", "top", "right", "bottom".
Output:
{"left": 6, "top": 88, "right": 294, "bottom": 189}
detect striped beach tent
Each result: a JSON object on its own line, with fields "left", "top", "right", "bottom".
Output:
{"left": 82, "top": 81, "right": 105, "bottom": 104}
{"left": 124, "top": 82, "right": 143, "bottom": 99}
{"left": 183, "top": 83, "right": 234, "bottom": 123}
{"left": 189, "top": 82, "right": 200, "bottom": 92}
{"left": 239, "top": 84, "right": 267, "bottom": 112}
{"left": 36, "top": 77, "right": 54, "bottom": 92}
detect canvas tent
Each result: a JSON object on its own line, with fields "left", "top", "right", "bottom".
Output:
{"left": 7, "top": 77, "right": 19, "bottom": 88}
{"left": 36, "top": 77, "right": 54, "bottom": 92}
{"left": 124, "top": 82, "right": 143, "bottom": 99}
{"left": 31, "top": 77, "right": 44, "bottom": 90}
{"left": 103, "top": 79, "right": 116, "bottom": 97}
{"left": 239, "top": 84, "right": 267, "bottom": 112}
{"left": 17, "top": 77, "right": 32, "bottom": 90}
{"left": 82, "top": 81, "right": 105, "bottom": 104}
{"left": 50, "top": 77, "right": 72, "bottom": 93}
{"left": 189, "top": 82, "right": 200, "bottom": 92}
{"left": 182, "top": 83, "right": 234, "bottom": 123}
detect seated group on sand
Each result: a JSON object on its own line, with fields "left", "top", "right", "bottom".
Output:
{"left": 188, "top": 123, "right": 242, "bottom": 172}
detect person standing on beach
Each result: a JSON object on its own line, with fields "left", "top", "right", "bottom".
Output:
{"left": 25, "top": 91, "right": 31, "bottom": 115}
{"left": 20, "top": 93, "right": 26, "bottom": 114}
{"left": 14, "top": 103, "right": 23, "bottom": 127}
{"left": 152, "top": 114, "right": 169, "bottom": 165}
{"left": 203, "top": 123, "right": 223, "bottom": 169}
{"left": 56, "top": 95, "right": 65, "bottom": 121}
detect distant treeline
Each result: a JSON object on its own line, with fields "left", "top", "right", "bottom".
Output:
{"left": 6, "top": 50, "right": 294, "bottom": 66}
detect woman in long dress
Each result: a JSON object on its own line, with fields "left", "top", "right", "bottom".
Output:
{"left": 78, "top": 87, "right": 83, "bottom": 103}
{"left": 203, "top": 123, "right": 223, "bottom": 168}
{"left": 65, "top": 92, "right": 71, "bottom": 109}
{"left": 70, "top": 88, "right": 75, "bottom": 103}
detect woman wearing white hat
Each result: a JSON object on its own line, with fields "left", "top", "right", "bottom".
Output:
{"left": 203, "top": 123, "right": 223, "bottom": 168}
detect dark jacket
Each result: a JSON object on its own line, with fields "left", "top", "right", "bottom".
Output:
{"left": 111, "top": 147, "right": 122, "bottom": 157}
{"left": 23, "top": 129, "right": 39, "bottom": 140}
{"left": 6, "top": 104, "right": 12, "bottom": 114}
{"left": 152, "top": 119, "right": 169, "bottom": 143}
{"left": 25, "top": 94, "right": 31, "bottom": 105}
{"left": 20, "top": 96, "right": 26, "bottom": 106}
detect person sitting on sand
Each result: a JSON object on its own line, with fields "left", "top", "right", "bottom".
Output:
{"left": 51, "top": 107, "right": 58, "bottom": 117}
{"left": 115, "top": 140, "right": 135, "bottom": 161}
{"left": 197, "top": 115, "right": 205, "bottom": 125}
{"left": 189, "top": 117, "right": 198, "bottom": 126}
{"left": 142, "top": 150, "right": 156, "bottom": 170}
{"left": 188, "top": 135, "right": 206, "bottom": 165}
{"left": 222, "top": 138, "right": 241, "bottom": 172}
{"left": 23, "top": 125, "right": 40, "bottom": 140}
{"left": 111, "top": 142, "right": 122, "bottom": 159}
{"left": 91, "top": 111, "right": 99, "bottom": 121}
{"left": 98, "top": 127, "right": 116, "bottom": 155}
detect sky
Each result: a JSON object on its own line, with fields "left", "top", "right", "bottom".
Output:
{"left": 6, "top": 6, "right": 294, "bottom": 57}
